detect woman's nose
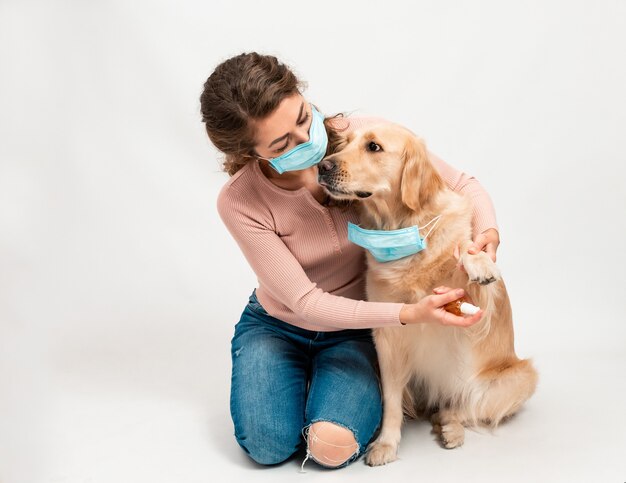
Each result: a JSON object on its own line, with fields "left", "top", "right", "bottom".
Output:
{"left": 293, "top": 126, "right": 310, "bottom": 144}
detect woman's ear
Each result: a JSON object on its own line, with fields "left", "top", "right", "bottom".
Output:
{"left": 400, "top": 135, "right": 445, "bottom": 212}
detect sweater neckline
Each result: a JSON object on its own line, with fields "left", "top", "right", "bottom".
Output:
{"left": 250, "top": 159, "right": 332, "bottom": 210}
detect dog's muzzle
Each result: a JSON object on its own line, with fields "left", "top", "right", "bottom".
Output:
{"left": 318, "top": 159, "right": 372, "bottom": 198}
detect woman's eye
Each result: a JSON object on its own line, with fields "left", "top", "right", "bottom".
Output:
{"left": 274, "top": 143, "right": 289, "bottom": 154}
{"left": 297, "top": 112, "right": 310, "bottom": 126}
{"left": 367, "top": 141, "right": 382, "bottom": 152}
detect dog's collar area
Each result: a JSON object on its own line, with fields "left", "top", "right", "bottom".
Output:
{"left": 347, "top": 215, "right": 442, "bottom": 263}
{"left": 350, "top": 215, "right": 442, "bottom": 237}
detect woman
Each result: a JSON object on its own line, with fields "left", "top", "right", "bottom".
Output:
{"left": 200, "top": 52, "right": 500, "bottom": 470}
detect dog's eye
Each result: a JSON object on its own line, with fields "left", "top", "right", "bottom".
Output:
{"left": 367, "top": 141, "right": 382, "bottom": 152}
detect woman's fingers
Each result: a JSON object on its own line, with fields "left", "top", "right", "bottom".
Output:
{"left": 485, "top": 243, "right": 497, "bottom": 262}
{"left": 431, "top": 288, "right": 465, "bottom": 307}
{"left": 468, "top": 228, "right": 500, "bottom": 262}
{"left": 467, "top": 234, "right": 487, "bottom": 255}
{"left": 440, "top": 309, "right": 484, "bottom": 327}
{"left": 429, "top": 286, "right": 483, "bottom": 327}
{"left": 412, "top": 289, "right": 483, "bottom": 327}
{"left": 433, "top": 286, "right": 477, "bottom": 305}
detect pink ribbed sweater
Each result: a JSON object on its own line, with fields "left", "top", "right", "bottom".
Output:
{"left": 216, "top": 116, "right": 498, "bottom": 332}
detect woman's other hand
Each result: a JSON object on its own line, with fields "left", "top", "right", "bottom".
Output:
{"left": 467, "top": 228, "right": 500, "bottom": 262}
{"left": 399, "top": 287, "right": 483, "bottom": 328}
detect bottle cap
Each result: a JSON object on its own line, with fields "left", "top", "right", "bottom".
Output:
{"left": 459, "top": 302, "right": 480, "bottom": 315}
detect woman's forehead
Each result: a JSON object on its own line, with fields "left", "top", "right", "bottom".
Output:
{"left": 253, "top": 93, "right": 307, "bottom": 147}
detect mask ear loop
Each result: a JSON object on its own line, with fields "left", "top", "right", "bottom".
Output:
{"left": 420, "top": 215, "right": 442, "bottom": 242}
{"left": 242, "top": 153, "right": 272, "bottom": 162}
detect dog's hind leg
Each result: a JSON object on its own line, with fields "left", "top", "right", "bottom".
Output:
{"left": 431, "top": 359, "right": 537, "bottom": 449}
{"left": 473, "top": 358, "right": 538, "bottom": 427}
{"left": 431, "top": 409, "right": 465, "bottom": 449}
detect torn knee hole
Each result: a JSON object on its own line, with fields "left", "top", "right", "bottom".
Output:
{"left": 302, "top": 422, "right": 360, "bottom": 468}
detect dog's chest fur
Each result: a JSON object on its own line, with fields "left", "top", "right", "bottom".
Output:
{"left": 363, "top": 190, "right": 473, "bottom": 304}
{"left": 364, "top": 190, "right": 478, "bottom": 404}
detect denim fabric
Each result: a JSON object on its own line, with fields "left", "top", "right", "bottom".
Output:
{"left": 229, "top": 289, "right": 383, "bottom": 468}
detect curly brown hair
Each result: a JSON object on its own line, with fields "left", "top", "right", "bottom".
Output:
{"left": 200, "top": 52, "right": 348, "bottom": 177}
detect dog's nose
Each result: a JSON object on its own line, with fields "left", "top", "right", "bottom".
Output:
{"left": 318, "top": 159, "right": 337, "bottom": 175}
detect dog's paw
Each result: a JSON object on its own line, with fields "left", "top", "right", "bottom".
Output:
{"left": 431, "top": 411, "right": 465, "bottom": 449}
{"left": 461, "top": 251, "right": 501, "bottom": 285}
{"left": 365, "top": 441, "right": 398, "bottom": 466}
{"left": 440, "top": 422, "right": 465, "bottom": 449}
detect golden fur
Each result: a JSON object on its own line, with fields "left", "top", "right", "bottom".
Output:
{"left": 319, "top": 123, "right": 538, "bottom": 466}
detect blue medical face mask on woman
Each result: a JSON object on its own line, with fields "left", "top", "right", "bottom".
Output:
{"left": 258, "top": 105, "right": 328, "bottom": 174}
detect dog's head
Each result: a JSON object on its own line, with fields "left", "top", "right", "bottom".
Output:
{"left": 318, "top": 122, "right": 444, "bottom": 212}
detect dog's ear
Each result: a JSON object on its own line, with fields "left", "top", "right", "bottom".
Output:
{"left": 325, "top": 117, "right": 352, "bottom": 155}
{"left": 400, "top": 135, "right": 445, "bottom": 212}
{"left": 333, "top": 132, "right": 351, "bottom": 153}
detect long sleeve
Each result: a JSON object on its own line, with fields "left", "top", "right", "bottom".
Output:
{"left": 427, "top": 150, "right": 499, "bottom": 238}
{"left": 217, "top": 186, "right": 405, "bottom": 330}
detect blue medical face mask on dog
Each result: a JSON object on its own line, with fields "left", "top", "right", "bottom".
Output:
{"left": 258, "top": 105, "right": 328, "bottom": 174}
{"left": 347, "top": 215, "right": 442, "bottom": 262}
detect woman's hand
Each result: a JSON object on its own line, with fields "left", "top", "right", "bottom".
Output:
{"left": 399, "top": 287, "right": 483, "bottom": 328}
{"left": 467, "top": 228, "right": 500, "bottom": 262}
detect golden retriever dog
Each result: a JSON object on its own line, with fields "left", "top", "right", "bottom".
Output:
{"left": 317, "top": 122, "right": 538, "bottom": 466}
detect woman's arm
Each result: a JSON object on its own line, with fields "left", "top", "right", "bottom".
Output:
{"left": 427, "top": 150, "right": 500, "bottom": 261}
{"left": 218, "top": 186, "right": 481, "bottom": 329}
{"left": 217, "top": 185, "right": 406, "bottom": 330}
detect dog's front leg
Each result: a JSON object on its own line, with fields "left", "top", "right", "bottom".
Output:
{"left": 365, "top": 327, "right": 411, "bottom": 466}
{"left": 458, "top": 240, "right": 501, "bottom": 285}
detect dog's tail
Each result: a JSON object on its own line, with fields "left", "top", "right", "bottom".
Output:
{"left": 464, "top": 357, "right": 539, "bottom": 429}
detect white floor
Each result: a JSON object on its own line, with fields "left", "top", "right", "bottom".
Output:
{"left": 3, "top": 323, "right": 624, "bottom": 483}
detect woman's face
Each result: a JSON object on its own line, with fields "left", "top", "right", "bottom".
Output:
{"left": 252, "top": 93, "right": 313, "bottom": 161}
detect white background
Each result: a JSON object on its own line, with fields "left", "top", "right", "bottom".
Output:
{"left": 1, "top": 1, "right": 625, "bottom": 482}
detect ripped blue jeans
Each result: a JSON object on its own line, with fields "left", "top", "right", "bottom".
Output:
{"left": 229, "top": 289, "right": 383, "bottom": 469}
